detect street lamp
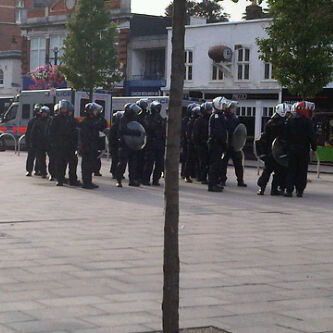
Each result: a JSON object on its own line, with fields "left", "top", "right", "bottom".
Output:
{"left": 51, "top": 47, "right": 59, "bottom": 108}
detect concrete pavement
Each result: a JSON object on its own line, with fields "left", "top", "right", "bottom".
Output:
{"left": 0, "top": 151, "right": 333, "bottom": 333}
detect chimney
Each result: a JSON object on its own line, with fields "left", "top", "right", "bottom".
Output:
{"left": 245, "top": 4, "right": 264, "bottom": 20}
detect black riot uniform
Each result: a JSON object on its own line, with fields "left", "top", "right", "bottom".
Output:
{"left": 115, "top": 103, "right": 142, "bottom": 187}
{"left": 284, "top": 114, "right": 317, "bottom": 197}
{"left": 257, "top": 115, "right": 286, "bottom": 195}
{"left": 25, "top": 104, "right": 42, "bottom": 176}
{"left": 181, "top": 104, "right": 195, "bottom": 179}
{"left": 135, "top": 99, "right": 149, "bottom": 183}
{"left": 207, "top": 97, "right": 228, "bottom": 192}
{"left": 49, "top": 100, "right": 78, "bottom": 186}
{"left": 30, "top": 106, "right": 52, "bottom": 178}
{"left": 93, "top": 114, "right": 108, "bottom": 176}
{"left": 109, "top": 111, "right": 123, "bottom": 179}
{"left": 142, "top": 101, "right": 166, "bottom": 186}
{"left": 79, "top": 103, "right": 101, "bottom": 189}
{"left": 184, "top": 105, "right": 201, "bottom": 183}
{"left": 220, "top": 104, "right": 247, "bottom": 187}
{"left": 192, "top": 102, "right": 212, "bottom": 184}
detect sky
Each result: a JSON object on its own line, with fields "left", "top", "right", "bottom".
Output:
{"left": 131, "top": 0, "right": 269, "bottom": 22}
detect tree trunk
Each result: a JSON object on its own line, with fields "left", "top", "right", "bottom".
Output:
{"left": 162, "top": 0, "right": 186, "bottom": 332}
{"left": 89, "top": 87, "right": 94, "bottom": 102}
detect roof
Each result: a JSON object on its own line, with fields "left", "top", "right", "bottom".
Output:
{"left": 130, "top": 14, "right": 172, "bottom": 37}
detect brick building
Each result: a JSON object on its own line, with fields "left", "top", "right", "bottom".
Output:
{"left": 0, "top": 0, "right": 23, "bottom": 97}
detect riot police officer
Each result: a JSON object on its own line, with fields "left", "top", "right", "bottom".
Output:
{"left": 109, "top": 110, "right": 124, "bottom": 179}
{"left": 136, "top": 99, "right": 149, "bottom": 183}
{"left": 192, "top": 102, "right": 212, "bottom": 184}
{"left": 284, "top": 102, "right": 317, "bottom": 197}
{"left": 93, "top": 110, "right": 108, "bottom": 177}
{"left": 257, "top": 103, "right": 289, "bottom": 195}
{"left": 49, "top": 100, "right": 78, "bottom": 187}
{"left": 80, "top": 102, "right": 101, "bottom": 189}
{"left": 115, "top": 103, "right": 142, "bottom": 188}
{"left": 207, "top": 97, "right": 228, "bottom": 192}
{"left": 184, "top": 104, "right": 201, "bottom": 183}
{"left": 30, "top": 105, "right": 52, "bottom": 179}
{"left": 220, "top": 102, "right": 247, "bottom": 187}
{"left": 25, "top": 104, "right": 42, "bottom": 176}
{"left": 142, "top": 101, "right": 166, "bottom": 186}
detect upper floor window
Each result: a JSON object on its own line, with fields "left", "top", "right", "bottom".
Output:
{"left": 0, "top": 69, "right": 3, "bottom": 86}
{"left": 49, "top": 35, "right": 66, "bottom": 65}
{"left": 263, "top": 106, "right": 274, "bottom": 117}
{"left": 212, "top": 64, "right": 224, "bottom": 81}
{"left": 184, "top": 50, "right": 193, "bottom": 81}
{"left": 237, "top": 48, "right": 250, "bottom": 80}
{"left": 30, "top": 37, "right": 46, "bottom": 71}
{"left": 264, "top": 63, "right": 274, "bottom": 80}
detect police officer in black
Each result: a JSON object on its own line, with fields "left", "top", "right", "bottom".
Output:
{"left": 142, "top": 101, "right": 166, "bottom": 186}
{"left": 135, "top": 99, "right": 149, "bottom": 183}
{"left": 93, "top": 111, "right": 108, "bottom": 177}
{"left": 30, "top": 106, "right": 52, "bottom": 179}
{"left": 207, "top": 97, "right": 228, "bottom": 192}
{"left": 192, "top": 102, "right": 212, "bottom": 185}
{"left": 109, "top": 110, "right": 124, "bottom": 179}
{"left": 49, "top": 100, "right": 78, "bottom": 187}
{"left": 257, "top": 103, "right": 289, "bottom": 195}
{"left": 79, "top": 103, "right": 101, "bottom": 189}
{"left": 115, "top": 103, "right": 142, "bottom": 188}
{"left": 284, "top": 102, "right": 317, "bottom": 198}
{"left": 220, "top": 102, "right": 247, "bottom": 187}
{"left": 184, "top": 104, "right": 201, "bottom": 183}
{"left": 25, "top": 104, "right": 42, "bottom": 176}
{"left": 47, "top": 103, "right": 59, "bottom": 181}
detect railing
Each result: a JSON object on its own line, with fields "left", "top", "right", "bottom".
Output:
{"left": 17, "top": 134, "right": 25, "bottom": 156}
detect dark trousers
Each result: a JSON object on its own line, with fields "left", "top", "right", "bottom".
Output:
{"left": 286, "top": 145, "right": 309, "bottom": 194}
{"left": 48, "top": 148, "right": 56, "bottom": 178}
{"left": 136, "top": 147, "right": 146, "bottom": 181}
{"left": 197, "top": 144, "right": 209, "bottom": 182}
{"left": 36, "top": 149, "right": 49, "bottom": 176}
{"left": 143, "top": 144, "right": 165, "bottom": 183}
{"left": 208, "top": 143, "right": 224, "bottom": 187}
{"left": 95, "top": 153, "right": 102, "bottom": 173}
{"left": 220, "top": 150, "right": 244, "bottom": 184}
{"left": 55, "top": 149, "right": 77, "bottom": 184}
{"left": 184, "top": 143, "right": 198, "bottom": 179}
{"left": 257, "top": 155, "right": 286, "bottom": 191}
{"left": 110, "top": 144, "right": 119, "bottom": 177}
{"left": 116, "top": 144, "right": 137, "bottom": 183}
{"left": 26, "top": 147, "right": 38, "bottom": 173}
{"left": 82, "top": 152, "right": 97, "bottom": 185}
{"left": 181, "top": 142, "right": 188, "bottom": 178}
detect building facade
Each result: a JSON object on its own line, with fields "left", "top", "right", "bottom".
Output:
{"left": 0, "top": 0, "right": 23, "bottom": 98}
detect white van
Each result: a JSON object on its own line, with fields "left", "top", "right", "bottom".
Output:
{"left": 0, "top": 89, "right": 112, "bottom": 138}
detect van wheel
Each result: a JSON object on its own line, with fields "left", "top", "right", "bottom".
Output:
{"left": 0, "top": 137, "right": 6, "bottom": 151}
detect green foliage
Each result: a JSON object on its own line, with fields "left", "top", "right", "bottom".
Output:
{"left": 165, "top": 0, "right": 229, "bottom": 23}
{"left": 59, "top": 0, "right": 122, "bottom": 99}
{"left": 257, "top": 0, "right": 333, "bottom": 98}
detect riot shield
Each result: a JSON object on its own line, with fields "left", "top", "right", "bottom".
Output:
{"left": 231, "top": 123, "right": 247, "bottom": 152}
{"left": 272, "top": 137, "right": 288, "bottom": 167}
{"left": 123, "top": 121, "right": 147, "bottom": 151}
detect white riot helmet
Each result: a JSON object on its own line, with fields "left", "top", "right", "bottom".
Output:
{"left": 212, "top": 96, "right": 228, "bottom": 112}
{"left": 274, "top": 103, "right": 291, "bottom": 118}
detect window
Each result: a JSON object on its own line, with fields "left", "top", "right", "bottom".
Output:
{"left": 237, "top": 106, "right": 256, "bottom": 117}
{"left": 264, "top": 63, "right": 274, "bottom": 80}
{"left": 49, "top": 35, "right": 66, "bottom": 65}
{"left": 212, "top": 64, "right": 223, "bottom": 81}
{"left": 5, "top": 105, "right": 18, "bottom": 121}
{"left": 184, "top": 50, "right": 193, "bottom": 81}
{"left": 0, "top": 69, "right": 3, "bottom": 85}
{"left": 263, "top": 107, "right": 274, "bottom": 117}
{"left": 22, "top": 104, "right": 30, "bottom": 119}
{"left": 237, "top": 48, "right": 250, "bottom": 80}
{"left": 30, "top": 37, "right": 46, "bottom": 71}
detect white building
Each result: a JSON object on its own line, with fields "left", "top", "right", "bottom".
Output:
{"left": 164, "top": 18, "right": 281, "bottom": 137}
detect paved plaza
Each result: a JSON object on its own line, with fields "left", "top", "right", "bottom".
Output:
{"left": 0, "top": 151, "right": 333, "bottom": 333}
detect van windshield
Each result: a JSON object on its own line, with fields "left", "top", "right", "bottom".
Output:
{"left": 4, "top": 104, "right": 18, "bottom": 122}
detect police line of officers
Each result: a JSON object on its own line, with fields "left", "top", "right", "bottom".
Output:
{"left": 24, "top": 96, "right": 317, "bottom": 197}
{"left": 25, "top": 99, "right": 166, "bottom": 189}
